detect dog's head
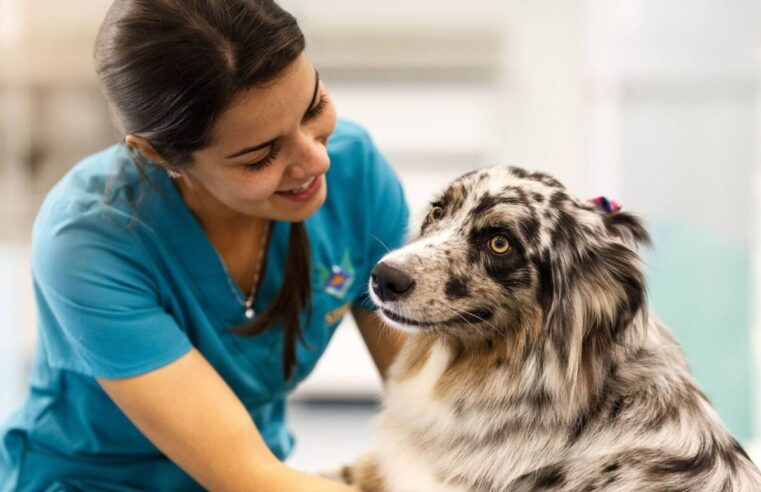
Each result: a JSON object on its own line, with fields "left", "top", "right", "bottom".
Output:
{"left": 370, "top": 166, "right": 650, "bottom": 378}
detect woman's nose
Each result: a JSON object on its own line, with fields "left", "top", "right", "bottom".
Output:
{"left": 285, "top": 134, "right": 329, "bottom": 180}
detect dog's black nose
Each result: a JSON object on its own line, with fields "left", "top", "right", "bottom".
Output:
{"left": 371, "top": 262, "right": 415, "bottom": 302}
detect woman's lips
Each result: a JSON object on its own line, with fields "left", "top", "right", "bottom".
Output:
{"left": 274, "top": 175, "right": 323, "bottom": 202}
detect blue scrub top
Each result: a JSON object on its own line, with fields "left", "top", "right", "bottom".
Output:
{"left": 0, "top": 120, "right": 409, "bottom": 491}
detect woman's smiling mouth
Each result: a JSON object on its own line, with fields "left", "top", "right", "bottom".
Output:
{"left": 274, "top": 174, "right": 323, "bottom": 201}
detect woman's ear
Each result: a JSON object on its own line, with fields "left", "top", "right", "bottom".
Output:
{"left": 125, "top": 135, "right": 166, "bottom": 165}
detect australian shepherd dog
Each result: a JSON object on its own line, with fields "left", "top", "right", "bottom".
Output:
{"left": 335, "top": 166, "right": 761, "bottom": 491}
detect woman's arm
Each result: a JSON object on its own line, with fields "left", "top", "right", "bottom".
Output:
{"left": 352, "top": 306, "right": 406, "bottom": 381}
{"left": 98, "top": 348, "right": 360, "bottom": 492}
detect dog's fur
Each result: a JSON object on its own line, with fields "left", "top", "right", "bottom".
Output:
{"left": 339, "top": 166, "right": 761, "bottom": 491}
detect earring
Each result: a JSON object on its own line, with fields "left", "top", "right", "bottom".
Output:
{"left": 166, "top": 169, "right": 181, "bottom": 179}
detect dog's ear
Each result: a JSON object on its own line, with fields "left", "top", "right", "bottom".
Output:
{"left": 539, "top": 241, "right": 646, "bottom": 392}
{"left": 588, "top": 197, "right": 650, "bottom": 250}
{"left": 603, "top": 211, "right": 651, "bottom": 250}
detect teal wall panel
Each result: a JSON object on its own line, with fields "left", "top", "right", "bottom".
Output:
{"left": 645, "top": 221, "right": 753, "bottom": 442}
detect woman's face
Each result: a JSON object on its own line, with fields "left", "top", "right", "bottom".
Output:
{"left": 179, "top": 53, "right": 337, "bottom": 224}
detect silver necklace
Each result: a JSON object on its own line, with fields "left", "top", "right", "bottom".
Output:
{"left": 220, "top": 220, "right": 271, "bottom": 319}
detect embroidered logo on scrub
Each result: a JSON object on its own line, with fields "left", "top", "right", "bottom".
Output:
{"left": 317, "top": 250, "right": 355, "bottom": 300}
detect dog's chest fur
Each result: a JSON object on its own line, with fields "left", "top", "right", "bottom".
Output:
{"left": 370, "top": 324, "right": 761, "bottom": 492}
{"left": 374, "top": 338, "right": 564, "bottom": 491}
{"left": 374, "top": 340, "right": 469, "bottom": 492}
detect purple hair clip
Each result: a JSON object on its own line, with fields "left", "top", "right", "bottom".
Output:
{"left": 590, "top": 196, "right": 621, "bottom": 213}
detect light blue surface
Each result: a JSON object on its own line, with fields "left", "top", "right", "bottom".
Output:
{"left": 644, "top": 222, "right": 753, "bottom": 442}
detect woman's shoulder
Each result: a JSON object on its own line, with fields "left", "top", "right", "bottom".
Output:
{"left": 40, "top": 143, "right": 143, "bottom": 218}
{"left": 326, "top": 119, "right": 380, "bottom": 169}
{"left": 325, "top": 119, "right": 400, "bottom": 198}
{"left": 328, "top": 118, "right": 372, "bottom": 145}
{"left": 36, "top": 143, "right": 161, "bottom": 233}
{"left": 317, "top": 117, "right": 409, "bottom": 236}
{"left": 32, "top": 144, "right": 156, "bottom": 269}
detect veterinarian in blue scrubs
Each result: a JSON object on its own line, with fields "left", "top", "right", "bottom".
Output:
{"left": 0, "top": 1, "right": 408, "bottom": 491}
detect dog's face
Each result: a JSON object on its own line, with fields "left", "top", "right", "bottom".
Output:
{"left": 370, "top": 166, "right": 650, "bottom": 370}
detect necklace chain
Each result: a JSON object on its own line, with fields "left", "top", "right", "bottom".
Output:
{"left": 219, "top": 220, "right": 271, "bottom": 320}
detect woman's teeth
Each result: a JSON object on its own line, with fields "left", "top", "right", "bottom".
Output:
{"left": 285, "top": 177, "right": 315, "bottom": 194}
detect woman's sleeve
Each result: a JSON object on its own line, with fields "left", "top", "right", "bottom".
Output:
{"left": 352, "top": 131, "right": 410, "bottom": 311}
{"left": 32, "top": 202, "right": 193, "bottom": 379}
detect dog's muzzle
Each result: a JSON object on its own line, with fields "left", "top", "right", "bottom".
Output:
{"left": 370, "top": 262, "right": 415, "bottom": 302}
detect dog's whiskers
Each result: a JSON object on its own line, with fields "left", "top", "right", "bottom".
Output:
{"left": 443, "top": 303, "right": 506, "bottom": 337}
{"left": 369, "top": 233, "right": 392, "bottom": 254}
{"left": 369, "top": 308, "right": 395, "bottom": 345}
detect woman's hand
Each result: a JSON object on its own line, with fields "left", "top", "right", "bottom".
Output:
{"left": 98, "top": 348, "right": 361, "bottom": 491}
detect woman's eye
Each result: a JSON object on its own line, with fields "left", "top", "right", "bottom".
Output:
{"left": 241, "top": 142, "right": 280, "bottom": 172}
{"left": 488, "top": 236, "right": 511, "bottom": 255}
{"left": 304, "top": 94, "right": 328, "bottom": 121}
{"left": 428, "top": 206, "right": 444, "bottom": 223}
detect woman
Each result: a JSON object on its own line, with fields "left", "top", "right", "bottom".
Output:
{"left": 0, "top": 1, "right": 408, "bottom": 490}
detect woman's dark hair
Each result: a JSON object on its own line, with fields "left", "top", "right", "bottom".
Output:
{"left": 94, "top": 0, "right": 310, "bottom": 380}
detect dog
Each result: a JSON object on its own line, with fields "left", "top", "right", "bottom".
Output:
{"left": 336, "top": 166, "right": 761, "bottom": 491}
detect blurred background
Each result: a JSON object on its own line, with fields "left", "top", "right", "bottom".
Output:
{"left": 2, "top": 0, "right": 761, "bottom": 473}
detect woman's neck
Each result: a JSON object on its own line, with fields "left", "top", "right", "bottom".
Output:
{"left": 172, "top": 173, "right": 263, "bottom": 241}
{"left": 172, "top": 174, "right": 271, "bottom": 295}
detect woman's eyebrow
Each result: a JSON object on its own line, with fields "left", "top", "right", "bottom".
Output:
{"left": 225, "top": 138, "right": 276, "bottom": 160}
{"left": 307, "top": 70, "right": 320, "bottom": 112}
{"left": 225, "top": 70, "right": 321, "bottom": 160}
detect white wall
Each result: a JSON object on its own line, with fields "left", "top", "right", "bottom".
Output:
{"left": 0, "top": 243, "right": 34, "bottom": 422}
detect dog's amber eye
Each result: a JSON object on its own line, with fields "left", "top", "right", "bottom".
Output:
{"left": 489, "top": 236, "right": 511, "bottom": 254}
{"left": 428, "top": 206, "right": 444, "bottom": 223}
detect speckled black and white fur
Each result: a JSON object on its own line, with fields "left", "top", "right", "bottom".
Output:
{"left": 336, "top": 166, "right": 761, "bottom": 491}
